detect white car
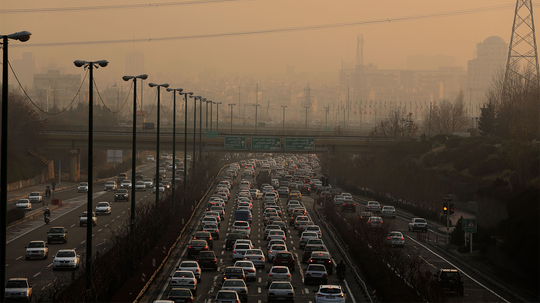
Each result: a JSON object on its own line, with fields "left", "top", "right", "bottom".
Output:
{"left": 299, "top": 232, "right": 319, "bottom": 249}
{"left": 314, "top": 285, "right": 347, "bottom": 303}
{"left": 53, "top": 249, "right": 80, "bottom": 270}
{"left": 267, "top": 239, "right": 286, "bottom": 250}
{"left": 16, "top": 199, "right": 32, "bottom": 211}
{"left": 120, "top": 180, "right": 132, "bottom": 189}
{"left": 267, "top": 266, "right": 292, "bottom": 287}
{"left": 231, "top": 221, "right": 251, "bottom": 236}
{"left": 408, "top": 218, "right": 428, "bottom": 232}
{"left": 267, "top": 281, "right": 295, "bottom": 302}
{"left": 243, "top": 249, "right": 266, "bottom": 269}
{"left": 366, "top": 201, "right": 381, "bottom": 212}
{"left": 178, "top": 260, "right": 202, "bottom": 281}
{"left": 234, "top": 260, "right": 257, "bottom": 281}
{"left": 267, "top": 230, "right": 286, "bottom": 241}
{"left": 267, "top": 244, "right": 287, "bottom": 262}
{"left": 134, "top": 181, "right": 146, "bottom": 191}
{"left": 28, "top": 192, "right": 42, "bottom": 203}
{"left": 169, "top": 270, "right": 197, "bottom": 294}
{"left": 147, "top": 155, "right": 155, "bottom": 162}
{"left": 386, "top": 231, "right": 405, "bottom": 247}
{"left": 202, "top": 223, "right": 220, "bottom": 240}
{"left": 77, "top": 182, "right": 89, "bottom": 193}
{"left": 143, "top": 179, "right": 153, "bottom": 188}
{"left": 152, "top": 183, "right": 165, "bottom": 193}
{"left": 5, "top": 278, "right": 32, "bottom": 302}
{"left": 95, "top": 202, "right": 112, "bottom": 215}
{"left": 104, "top": 181, "right": 117, "bottom": 191}
{"left": 25, "top": 240, "right": 48, "bottom": 260}
{"left": 232, "top": 243, "right": 251, "bottom": 261}
{"left": 381, "top": 206, "right": 397, "bottom": 218}
{"left": 79, "top": 211, "right": 97, "bottom": 227}
{"left": 201, "top": 216, "right": 219, "bottom": 230}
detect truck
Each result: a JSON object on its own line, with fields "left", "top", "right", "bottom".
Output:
{"left": 234, "top": 210, "right": 251, "bottom": 224}
{"left": 256, "top": 169, "right": 272, "bottom": 189}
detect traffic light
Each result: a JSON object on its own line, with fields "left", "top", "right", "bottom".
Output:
{"left": 449, "top": 203, "right": 455, "bottom": 215}
{"left": 442, "top": 202, "right": 448, "bottom": 214}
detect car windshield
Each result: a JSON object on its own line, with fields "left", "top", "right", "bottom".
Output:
{"left": 272, "top": 267, "right": 289, "bottom": 273}
{"left": 29, "top": 193, "right": 39, "bottom": 196}
{"left": 199, "top": 252, "right": 214, "bottom": 257}
{"left": 173, "top": 271, "right": 194, "bottom": 278}
{"left": 6, "top": 281, "right": 27, "bottom": 288}
{"left": 320, "top": 287, "right": 342, "bottom": 294}
{"left": 180, "top": 262, "right": 198, "bottom": 267}
{"left": 309, "top": 265, "right": 326, "bottom": 271}
{"left": 169, "top": 288, "right": 191, "bottom": 296}
{"left": 116, "top": 189, "right": 128, "bottom": 193}
{"left": 225, "top": 268, "right": 243, "bottom": 273}
{"left": 236, "top": 244, "right": 250, "bottom": 249}
{"left": 270, "top": 282, "right": 292, "bottom": 289}
{"left": 50, "top": 228, "right": 64, "bottom": 233}
{"left": 223, "top": 280, "right": 246, "bottom": 287}
{"left": 56, "top": 251, "right": 75, "bottom": 257}
{"left": 217, "top": 291, "right": 238, "bottom": 299}
{"left": 276, "top": 253, "right": 292, "bottom": 259}
{"left": 97, "top": 202, "right": 109, "bottom": 207}
{"left": 28, "top": 242, "right": 44, "bottom": 248}
{"left": 235, "top": 262, "right": 251, "bottom": 267}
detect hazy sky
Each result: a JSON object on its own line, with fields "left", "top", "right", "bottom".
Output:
{"left": 2, "top": 0, "right": 537, "bottom": 83}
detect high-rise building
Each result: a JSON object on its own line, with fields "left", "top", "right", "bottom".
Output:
{"left": 11, "top": 52, "right": 36, "bottom": 89}
{"left": 467, "top": 36, "right": 508, "bottom": 116}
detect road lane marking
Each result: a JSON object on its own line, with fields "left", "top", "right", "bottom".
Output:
{"left": 15, "top": 256, "right": 22, "bottom": 260}
{"left": 33, "top": 272, "right": 41, "bottom": 277}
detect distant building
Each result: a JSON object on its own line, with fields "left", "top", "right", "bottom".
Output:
{"left": 11, "top": 52, "right": 36, "bottom": 88}
{"left": 32, "top": 70, "right": 81, "bottom": 110}
{"left": 467, "top": 36, "right": 508, "bottom": 117}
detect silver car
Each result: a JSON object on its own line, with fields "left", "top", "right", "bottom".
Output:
{"left": 53, "top": 249, "right": 80, "bottom": 270}
{"left": 386, "top": 231, "right": 405, "bottom": 247}
{"left": 267, "top": 281, "right": 295, "bottom": 302}
{"left": 214, "top": 290, "right": 241, "bottom": 303}
{"left": 177, "top": 261, "right": 202, "bottom": 281}
{"left": 234, "top": 260, "right": 257, "bottom": 281}
{"left": 267, "top": 266, "right": 292, "bottom": 288}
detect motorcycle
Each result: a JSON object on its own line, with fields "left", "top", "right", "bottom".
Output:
{"left": 337, "top": 270, "right": 345, "bottom": 282}
{"left": 44, "top": 214, "right": 50, "bottom": 224}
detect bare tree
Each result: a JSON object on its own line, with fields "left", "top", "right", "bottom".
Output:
{"left": 369, "top": 107, "right": 418, "bottom": 140}
{"left": 422, "top": 91, "right": 469, "bottom": 135}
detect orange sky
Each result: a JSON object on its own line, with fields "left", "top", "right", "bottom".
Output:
{"left": 1, "top": 0, "right": 537, "bottom": 83}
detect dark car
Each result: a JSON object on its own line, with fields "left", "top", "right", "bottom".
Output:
{"left": 167, "top": 287, "right": 194, "bottom": 303}
{"left": 193, "top": 231, "right": 214, "bottom": 249}
{"left": 299, "top": 184, "right": 311, "bottom": 195}
{"left": 435, "top": 268, "right": 464, "bottom": 296}
{"left": 273, "top": 251, "right": 296, "bottom": 272}
{"left": 225, "top": 233, "right": 248, "bottom": 251}
{"left": 221, "top": 266, "right": 246, "bottom": 284}
{"left": 187, "top": 239, "right": 209, "bottom": 258}
{"left": 302, "top": 244, "right": 327, "bottom": 263}
{"left": 47, "top": 226, "right": 68, "bottom": 244}
{"left": 114, "top": 189, "right": 129, "bottom": 201}
{"left": 341, "top": 201, "right": 356, "bottom": 212}
{"left": 197, "top": 251, "right": 218, "bottom": 270}
{"left": 308, "top": 251, "right": 334, "bottom": 274}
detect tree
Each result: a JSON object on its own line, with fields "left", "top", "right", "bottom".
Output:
{"left": 369, "top": 107, "right": 418, "bottom": 140}
{"left": 422, "top": 91, "right": 469, "bottom": 136}
{"left": 478, "top": 100, "right": 497, "bottom": 137}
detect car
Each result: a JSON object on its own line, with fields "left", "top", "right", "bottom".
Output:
{"left": 367, "top": 216, "right": 384, "bottom": 228}
{"left": 234, "top": 260, "right": 257, "bottom": 281}
{"left": 169, "top": 270, "right": 197, "bottom": 295}
{"left": 267, "top": 230, "right": 286, "bottom": 241}
{"left": 77, "top": 182, "right": 89, "bottom": 193}
{"left": 273, "top": 251, "right": 295, "bottom": 271}
{"left": 166, "top": 288, "right": 194, "bottom": 302}
{"left": 232, "top": 221, "right": 251, "bottom": 236}
{"left": 210, "top": 206, "right": 225, "bottom": 220}
{"left": 53, "top": 249, "right": 80, "bottom": 270}
{"left": 104, "top": 181, "right": 117, "bottom": 191}
{"left": 225, "top": 233, "right": 247, "bottom": 250}
{"left": 143, "top": 179, "right": 154, "bottom": 188}
{"left": 5, "top": 278, "right": 32, "bottom": 302}
{"left": 366, "top": 201, "right": 381, "bottom": 212}
{"left": 153, "top": 183, "right": 165, "bottom": 193}
{"left": 386, "top": 231, "right": 405, "bottom": 247}
{"left": 299, "top": 184, "right": 311, "bottom": 194}
{"left": 201, "top": 216, "right": 219, "bottom": 229}
{"left": 178, "top": 260, "right": 202, "bottom": 281}
{"left": 359, "top": 211, "right": 373, "bottom": 221}
{"left": 435, "top": 268, "right": 464, "bottom": 296}
{"left": 79, "top": 211, "right": 97, "bottom": 227}
{"left": 341, "top": 200, "right": 356, "bottom": 212}
{"left": 232, "top": 243, "right": 251, "bottom": 261}
{"left": 294, "top": 215, "right": 310, "bottom": 229}
{"left": 408, "top": 218, "right": 429, "bottom": 232}
{"left": 162, "top": 180, "right": 171, "bottom": 189}
{"left": 304, "top": 264, "right": 328, "bottom": 285}
{"left": 381, "top": 206, "right": 397, "bottom": 218}
{"left": 135, "top": 181, "right": 146, "bottom": 191}
{"left": 147, "top": 155, "right": 155, "bottom": 162}
{"left": 196, "top": 251, "right": 218, "bottom": 270}
{"left": 221, "top": 279, "right": 249, "bottom": 303}
{"left": 28, "top": 192, "right": 42, "bottom": 203}
{"left": 214, "top": 290, "right": 241, "bottom": 303}
{"left": 300, "top": 232, "right": 319, "bottom": 249}
{"left": 267, "top": 239, "right": 286, "bottom": 251}
{"left": 95, "top": 202, "right": 112, "bottom": 215}
{"left": 267, "top": 266, "right": 292, "bottom": 287}
{"left": 268, "top": 244, "right": 288, "bottom": 262}
{"left": 243, "top": 249, "right": 266, "bottom": 269}
{"left": 267, "top": 281, "right": 295, "bottom": 302}
{"left": 16, "top": 199, "right": 32, "bottom": 211}
{"left": 273, "top": 220, "right": 288, "bottom": 232}
{"left": 47, "top": 226, "right": 68, "bottom": 244}
{"left": 25, "top": 240, "right": 48, "bottom": 260}
{"left": 221, "top": 266, "right": 246, "bottom": 284}
{"left": 187, "top": 240, "right": 209, "bottom": 258}
{"left": 135, "top": 171, "right": 144, "bottom": 180}
{"left": 313, "top": 285, "right": 347, "bottom": 303}
{"left": 202, "top": 223, "right": 220, "bottom": 240}
{"left": 117, "top": 173, "right": 128, "bottom": 182}
{"left": 114, "top": 189, "right": 129, "bottom": 201}
{"left": 192, "top": 231, "right": 214, "bottom": 249}
{"left": 308, "top": 251, "right": 334, "bottom": 274}
{"left": 302, "top": 245, "right": 327, "bottom": 263}
{"left": 306, "top": 238, "right": 325, "bottom": 247}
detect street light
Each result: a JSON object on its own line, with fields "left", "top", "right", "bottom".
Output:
{"left": 189, "top": 95, "right": 201, "bottom": 176}
{"left": 179, "top": 91, "right": 193, "bottom": 207}
{"left": 1, "top": 30, "right": 31, "bottom": 302}
{"left": 199, "top": 98, "right": 205, "bottom": 161}
{"left": 281, "top": 105, "right": 287, "bottom": 133}
{"left": 215, "top": 102, "right": 222, "bottom": 132}
{"left": 324, "top": 106, "right": 329, "bottom": 128}
{"left": 303, "top": 106, "right": 309, "bottom": 129}
{"left": 228, "top": 103, "right": 236, "bottom": 134}
{"left": 73, "top": 59, "right": 108, "bottom": 300}
{"left": 121, "top": 73, "right": 147, "bottom": 253}
{"left": 209, "top": 101, "right": 214, "bottom": 131}
{"left": 148, "top": 82, "right": 169, "bottom": 209}
{"left": 253, "top": 104, "right": 261, "bottom": 132}
{"left": 166, "top": 87, "right": 183, "bottom": 207}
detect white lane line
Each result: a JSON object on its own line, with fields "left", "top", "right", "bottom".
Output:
{"left": 15, "top": 256, "right": 22, "bottom": 261}
{"left": 258, "top": 287, "right": 261, "bottom": 293}
{"left": 70, "top": 224, "right": 76, "bottom": 228}
{"left": 304, "top": 288, "right": 309, "bottom": 294}
{"left": 33, "top": 272, "right": 41, "bottom": 277}
{"left": 47, "top": 263, "right": 52, "bottom": 268}
{"left": 80, "top": 241, "right": 85, "bottom": 244}
{"left": 406, "top": 235, "right": 510, "bottom": 303}
{"left": 98, "top": 229, "right": 102, "bottom": 232}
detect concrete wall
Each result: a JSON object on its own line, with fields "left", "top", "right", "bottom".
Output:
{"left": 7, "top": 160, "right": 54, "bottom": 192}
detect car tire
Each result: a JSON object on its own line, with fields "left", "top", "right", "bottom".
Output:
{"left": 25, "top": 257, "right": 29, "bottom": 260}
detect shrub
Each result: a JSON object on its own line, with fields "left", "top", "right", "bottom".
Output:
{"left": 453, "top": 148, "right": 488, "bottom": 171}
{"left": 480, "top": 144, "right": 498, "bottom": 154}
{"left": 469, "top": 157, "right": 508, "bottom": 176}
{"left": 485, "top": 137, "right": 503, "bottom": 145}
{"left": 445, "top": 137, "right": 464, "bottom": 148}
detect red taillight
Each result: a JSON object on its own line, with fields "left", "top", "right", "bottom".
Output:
{"left": 188, "top": 246, "right": 193, "bottom": 249}
{"left": 268, "top": 273, "right": 273, "bottom": 277}
{"left": 189, "top": 281, "right": 195, "bottom": 284}
{"left": 317, "top": 293, "right": 325, "bottom": 297}
{"left": 387, "top": 237, "right": 391, "bottom": 240}
{"left": 323, "top": 274, "right": 328, "bottom": 277}
{"left": 195, "top": 269, "right": 199, "bottom": 272}
{"left": 286, "top": 274, "right": 291, "bottom": 277}
{"left": 204, "top": 246, "right": 208, "bottom": 249}
{"left": 401, "top": 237, "right": 405, "bottom": 240}
{"left": 246, "top": 227, "right": 249, "bottom": 229}
{"left": 187, "top": 299, "right": 193, "bottom": 302}
{"left": 306, "top": 273, "right": 311, "bottom": 276}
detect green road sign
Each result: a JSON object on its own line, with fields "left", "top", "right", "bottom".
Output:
{"left": 463, "top": 218, "right": 477, "bottom": 233}
{"left": 285, "top": 137, "right": 315, "bottom": 151}
{"left": 205, "top": 130, "right": 218, "bottom": 138}
{"left": 224, "top": 136, "right": 246, "bottom": 150}
{"left": 323, "top": 126, "right": 331, "bottom": 132}
{"left": 251, "top": 137, "right": 281, "bottom": 151}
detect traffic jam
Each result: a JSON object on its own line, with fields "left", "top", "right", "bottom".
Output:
{"left": 158, "top": 155, "right": 350, "bottom": 303}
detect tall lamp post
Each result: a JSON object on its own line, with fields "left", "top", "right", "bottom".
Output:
{"left": 303, "top": 106, "right": 309, "bottom": 129}
{"left": 209, "top": 101, "right": 214, "bottom": 131}
{"left": 199, "top": 98, "right": 205, "bottom": 162}
{"left": 73, "top": 59, "right": 108, "bottom": 299}
{"left": 121, "top": 73, "right": 147, "bottom": 253}
{"left": 166, "top": 87, "right": 183, "bottom": 206}
{"left": 215, "top": 102, "right": 222, "bottom": 132}
{"left": 189, "top": 95, "right": 200, "bottom": 176}
{"left": 253, "top": 104, "right": 261, "bottom": 133}
{"left": 149, "top": 82, "right": 169, "bottom": 209}
{"left": 179, "top": 91, "right": 193, "bottom": 206}
{"left": 1, "top": 30, "right": 31, "bottom": 302}
{"left": 324, "top": 106, "right": 329, "bottom": 128}
{"left": 281, "top": 105, "right": 287, "bottom": 133}
{"left": 228, "top": 103, "right": 235, "bottom": 134}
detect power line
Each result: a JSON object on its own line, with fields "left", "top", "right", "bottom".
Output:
{"left": 11, "top": 4, "right": 528, "bottom": 48}
{"left": 0, "top": 0, "right": 254, "bottom": 14}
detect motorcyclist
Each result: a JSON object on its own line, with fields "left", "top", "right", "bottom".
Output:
{"left": 336, "top": 260, "right": 346, "bottom": 278}
{"left": 44, "top": 208, "right": 51, "bottom": 217}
